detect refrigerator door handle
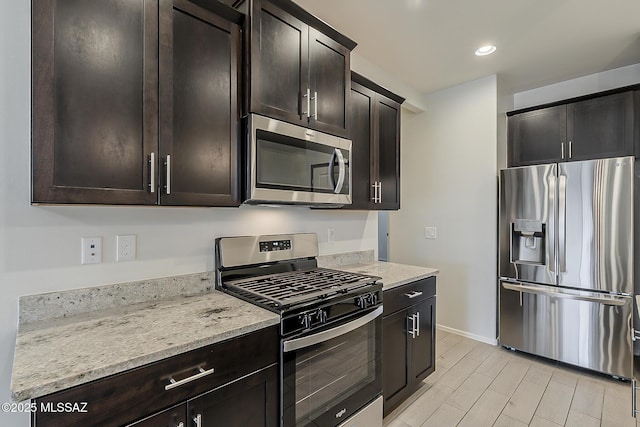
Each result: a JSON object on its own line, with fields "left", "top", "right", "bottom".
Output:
{"left": 558, "top": 174, "right": 567, "bottom": 273}
{"left": 547, "top": 174, "right": 557, "bottom": 274}
{"left": 501, "top": 282, "right": 628, "bottom": 306}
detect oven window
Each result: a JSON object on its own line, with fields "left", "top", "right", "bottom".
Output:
{"left": 283, "top": 316, "right": 381, "bottom": 426}
{"left": 256, "top": 130, "right": 350, "bottom": 195}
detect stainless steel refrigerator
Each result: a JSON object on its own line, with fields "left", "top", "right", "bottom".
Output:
{"left": 498, "top": 156, "right": 634, "bottom": 378}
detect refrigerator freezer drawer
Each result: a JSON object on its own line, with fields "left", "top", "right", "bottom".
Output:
{"left": 500, "top": 281, "right": 632, "bottom": 378}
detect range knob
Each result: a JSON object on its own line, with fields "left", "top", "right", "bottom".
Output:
{"left": 315, "top": 309, "right": 328, "bottom": 324}
{"left": 355, "top": 295, "right": 367, "bottom": 308}
{"left": 299, "top": 313, "right": 312, "bottom": 329}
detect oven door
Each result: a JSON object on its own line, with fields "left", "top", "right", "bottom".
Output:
{"left": 282, "top": 306, "right": 382, "bottom": 427}
{"left": 247, "top": 114, "right": 352, "bottom": 205}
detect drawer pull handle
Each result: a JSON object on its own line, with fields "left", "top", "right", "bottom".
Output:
{"left": 164, "top": 367, "right": 214, "bottom": 391}
{"left": 404, "top": 291, "right": 423, "bottom": 299}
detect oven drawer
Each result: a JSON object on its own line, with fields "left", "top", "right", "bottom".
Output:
{"left": 33, "top": 326, "right": 278, "bottom": 427}
{"left": 383, "top": 277, "right": 436, "bottom": 314}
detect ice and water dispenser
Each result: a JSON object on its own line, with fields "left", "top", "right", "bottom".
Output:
{"left": 510, "top": 219, "right": 545, "bottom": 264}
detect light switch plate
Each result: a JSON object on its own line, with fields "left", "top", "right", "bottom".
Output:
{"left": 116, "top": 235, "right": 136, "bottom": 262}
{"left": 425, "top": 227, "right": 437, "bottom": 239}
{"left": 81, "top": 237, "right": 102, "bottom": 264}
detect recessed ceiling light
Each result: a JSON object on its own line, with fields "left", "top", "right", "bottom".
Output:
{"left": 475, "top": 45, "right": 496, "bottom": 56}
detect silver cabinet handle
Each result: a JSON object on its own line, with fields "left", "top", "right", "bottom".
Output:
{"left": 149, "top": 152, "right": 155, "bottom": 193}
{"left": 415, "top": 311, "right": 420, "bottom": 337}
{"left": 568, "top": 140, "right": 572, "bottom": 159}
{"left": 372, "top": 182, "right": 378, "bottom": 203}
{"left": 313, "top": 91, "right": 318, "bottom": 120}
{"left": 165, "top": 155, "right": 171, "bottom": 195}
{"left": 408, "top": 314, "right": 416, "bottom": 338}
{"left": 378, "top": 181, "right": 382, "bottom": 203}
{"left": 501, "top": 282, "right": 629, "bottom": 306}
{"left": 561, "top": 142, "right": 565, "bottom": 159}
{"left": 404, "top": 291, "right": 423, "bottom": 299}
{"left": 193, "top": 414, "right": 202, "bottom": 427}
{"left": 164, "top": 367, "right": 214, "bottom": 391}
{"left": 303, "top": 88, "right": 311, "bottom": 118}
{"left": 334, "top": 149, "right": 345, "bottom": 194}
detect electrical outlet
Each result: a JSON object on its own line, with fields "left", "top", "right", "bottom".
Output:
{"left": 81, "top": 237, "right": 103, "bottom": 264}
{"left": 327, "top": 228, "right": 336, "bottom": 243}
{"left": 425, "top": 227, "right": 437, "bottom": 239}
{"left": 116, "top": 235, "right": 136, "bottom": 262}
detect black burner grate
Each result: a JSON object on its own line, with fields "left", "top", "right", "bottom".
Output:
{"left": 223, "top": 268, "right": 379, "bottom": 309}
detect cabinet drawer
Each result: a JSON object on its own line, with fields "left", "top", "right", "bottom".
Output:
{"left": 33, "top": 326, "right": 278, "bottom": 427}
{"left": 383, "top": 277, "right": 436, "bottom": 315}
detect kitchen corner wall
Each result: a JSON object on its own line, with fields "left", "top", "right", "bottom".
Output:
{"left": 0, "top": 1, "right": 376, "bottom": 425}
{"left": 389, "top": 75, "right": 499, "bottom": 344}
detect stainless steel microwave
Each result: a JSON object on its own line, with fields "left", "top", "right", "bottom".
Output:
{"left": 245, "top": 114, "right": 352, "bottom": 206}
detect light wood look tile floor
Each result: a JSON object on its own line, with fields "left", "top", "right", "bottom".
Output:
{"left": 383, "top": 329, "right": 638, "bottom": 427}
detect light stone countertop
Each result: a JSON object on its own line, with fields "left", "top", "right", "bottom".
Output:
{"left": 338, "top": 261, "right": 439, "bottom": 291}
{"left": 11, "top": 290, "right": 279, "bottom": 402}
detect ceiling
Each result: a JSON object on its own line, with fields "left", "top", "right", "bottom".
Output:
{"left": 294, "top": 0, "right": 640, "bottom": 95}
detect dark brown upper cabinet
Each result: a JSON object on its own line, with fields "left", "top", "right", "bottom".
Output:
{"left": 242, "top": 0, "right": 356, "bottom": 138}
{"left": 32, "top": 0, "right": 242, "bottom": 206}
{"left": 347, "top": 72, "right": 403, "bottom": 210}
{"left": 508, "top": 90, "right": 634, "bottom": 167}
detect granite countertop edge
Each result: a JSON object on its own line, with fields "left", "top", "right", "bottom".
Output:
{"left": 11, "top": 291, "right": 280, "bottom": 403}
{"left": 337, "top": 261, "right": 439, "bottom": 291}
{"left": 11, "top": 316, "right": 278, "bottom": 402}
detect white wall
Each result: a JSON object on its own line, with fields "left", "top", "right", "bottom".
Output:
{"left": 514, "top": 63, "right": 640, "bottom": 109}
{"left": 0, "top": 1, "right": 377, "bottom": 425}
{"left": 388, "top": 75, "right": 499, "bottom": 343}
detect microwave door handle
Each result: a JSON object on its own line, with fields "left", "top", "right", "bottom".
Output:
{"left": 328, "top": 149, "right": 337, "bottom": 190}
{"left": 334, "top": 149, "right": 346, "bottom": 194}
{"left": 283, "top": 306, "right": 383, "bottom": 352}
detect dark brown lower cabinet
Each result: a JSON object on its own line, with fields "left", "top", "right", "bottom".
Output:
{"left": 189, "top": 364, "right": 278, "bottom": 427}
{"left": 382, "top": 277, "right": 436, "bottom": 416}
{"left": 129, "top": 365, "right": 278, "bottom": 427}
{"left": 128, "top": 403, "right": 186, "bottom": 427}
{"left": 32, "top": 326, "right": 278, "bottom": 427}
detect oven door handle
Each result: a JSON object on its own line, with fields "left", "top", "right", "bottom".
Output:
{"left": 283, "top": 306, "right": 383, "bottom": 353}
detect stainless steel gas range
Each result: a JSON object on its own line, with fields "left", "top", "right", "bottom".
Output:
{"left": 215, "top": 233, "right": 383, "bottom": 427}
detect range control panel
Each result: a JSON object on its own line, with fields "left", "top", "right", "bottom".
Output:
{"left": 259, "top": 239, "right": 292, "bottom": 252}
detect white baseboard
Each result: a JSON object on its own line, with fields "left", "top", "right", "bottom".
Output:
{"left": 436, "top": 324, "right": 498, "bottom": 346}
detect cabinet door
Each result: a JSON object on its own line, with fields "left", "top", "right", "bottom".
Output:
{"left": 158, "top": 0, "right": 241, "bottom": 206}
{"left": 376, "top": 96, "right": 401, "bottom": 210}
{"left": 189, "top": 365, "right": 278, "bottom": 427}
{"left": 566, "top": 91, "right": 634, "bottom": 161}
{"left": 250, "top": 0, "right": 308, "bottom": 126}
{"left": 127, "top": 403, "right": 186, "bottom": 427}
{"left": 347, "top": 81, "right": 375, "bottom": 209}
{"left": 508, "top": 105, "right": 566, "bottom": 167}
{"left": 308, "top": 27, "right": 350, "bottom": 137}
{"left": 409, "top": 297, "right": 436, "bottom": 383}
{"left": 32, "top": 0, "right": 158, "bottom": 204}
{"left": 382, "top": 309, "right": 410, "bottom": 415}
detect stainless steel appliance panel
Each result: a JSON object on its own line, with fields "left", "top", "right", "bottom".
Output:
{"left": 500, "top": 281, "right": 632, "bottom": 378}
{"left": 558, "top": 157, "right": 634, "bottom": 294}
{"left": 337, "top": 396, "right": 382, "bottom": 427}
{"left": 499, "top": 164, "right": 557, "bottom": 285}
{"left": 247, "top": 114, "right": 352, "bottom": 205}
